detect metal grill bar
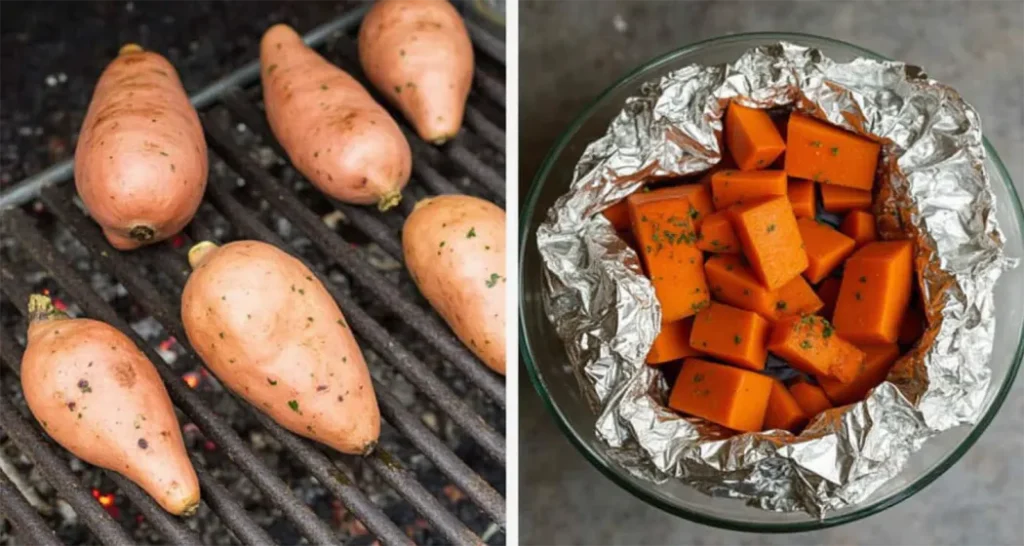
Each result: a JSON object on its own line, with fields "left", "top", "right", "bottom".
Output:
{"left": 463, "top": 105, "right": 506, "bottom": 152}
{"left": 473, "top": 70, "right": 506, "bottom": 109}
{"left": 464, "top": 18, "right": 505, "bottom": 65}
{"left": 0, "top": 470, "right": 63, "bottom": 546}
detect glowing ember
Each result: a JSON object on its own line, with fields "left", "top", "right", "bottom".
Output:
{"left": 203, "top": 440, "right": 217, "bottom": 452}
{"left": 182, "top": 371, "right": 200, "bottom": 389}
{"left": 98, "top": 493, "right": 115, "bottom": 507}
{"left": 171, "top": 234, "right": 186, "bottom": 249}
{"left": 159, "top": 336, "right": 177, "bottom": 351}
{"left": 42, "top": 288, "right": 50, "bottom": 296}
{"left": 52, "top": 298, "right": 68, "bottom": 311}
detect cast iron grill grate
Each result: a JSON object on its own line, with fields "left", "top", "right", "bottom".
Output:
{"left": 0, "top": 7, "right": 505, "bottom": 546}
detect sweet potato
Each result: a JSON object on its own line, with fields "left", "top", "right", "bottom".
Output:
{"left": 729, "top": 196, "right": 808, "bottom": 290}
{"left": 816, "top": 277, "right": 842, "bottom": 321}
{"left": 636, "top": 184, "right": 714, "bottom": 228}
{"left": 840, "top": 210, "right": 877, "bottom": 250}
{"left": 647, "top": 318, "right": 701, "bottom": 365}
{"left": 359, "top": 0, "right": 474, "bottom": 144}
{"left": 627, "top": 191, "right": 709, "bottom": 322}
{"left": 704, "top": 254, "right": 776, "bottom": 319}
{"left": 763, "top": 379, "right": 807, "bottom": 432}
{"left": 181, "top": 241, "right": 381, "bottom": 454}
{"left": 833, "top": 241, "right": 914, "bottom": 344}
{"left": 710, "top": 170, "right": 787, "bottom": 210}
{"left": 819, "top": 343, "right": 900, "bottom": 405}
{"left": 696, "top": 211, "right": 740, "bottom": 254}
{"left": 601, "top": 200, "right": 631, "bottom": 231}
{"left": 821, "top": 184, "right": 872, "bottom": 213}
{"left": 689, "top": 302, "right": 769, "bottom": 370}
{"left": 773, "top": 275, "right": 823, "bottom": 321}
{"left": 796, "top": 218, "right": 856, "bottom": 284}
{"left": 725, "top": 103, "right": 786, "bottom": 171}
{"left": 788, "top": 381, "right": 833, "bottom": 417}
{"left": 788, "top": 179, "right": 816, "bottom": 219}
{"left": 261, "top": 24, "right": 411, "bottom": 210}
{"left": 768, "top": 314, "right": 865, "bottom": 383}
{"left": 21, "top": 295, "right": 199, "bottom": 515}
{"left": 668, "top": 358, "right": 773, "bottom": 432}
{"left": 74, "top": 44, "right": 207, "bottom": 251}
{"left": 403, "top": 195, "right": 506, "bottom": 374}
{"left": 784, "top": 113, "right": 880, "bottom": 191}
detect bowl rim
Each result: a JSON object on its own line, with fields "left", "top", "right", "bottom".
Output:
{"left": 518, "top": 30, "right": 1024, "bottom": 532}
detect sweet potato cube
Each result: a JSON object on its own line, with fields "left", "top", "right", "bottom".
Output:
{"left": 711, "top": 170, "right": 788, "bottom": 210}
{"left": 668, "top": 358, "right": 773, "bottom": 432}
{"left": 818, "top": 343, "right": 900, "bottom": 405}
{"left": 788, "top": 381, "right": 833, "bottom": 417}
{"left": 628, "top": 192, "right": 710, "bottom": 322}
{"left": 833, "top": 241, "right": 914, "bottom": 344}
{"left": 821, "top": 184, "right": 872, "bottom": 213}
{"left": 816, "top": 277, "right": 842, "bottom": 321}
{"left": 768, "top": 315, "right": 865, "bottom": 383}
{"left": 788, "top": 179, "right": 816, "bottom": 219}
{"left": 796, "top": 218, "right": 856, "bottom": 284}
{"left": 763, "top": 379, "right": 808, "bottom": 432}
{"left": 601, "top": 200, "right": 631, "bottom": 231}
{"left": 840, "top": 210, "right": 877, "bottom": 249}
{"left": 704, "top": 255, "right": 776, "bottom": 319}
{"left": 689, "top": 302, "right": 770, "bottom": 370}
{"left": 647, "top": 318, "right": 701, "bottom": 365}
{"left": 729, "top": 196, "right": 808, "bottom": 291}
{"left": 773, "top": 275, "right": 823, "bottom": 320}
{"left": 641, "top": 184, "right": 715, "bottom": 228}
{"left": 725, "top": 103, "right": 786, "bottom": 171}
{"left": 696, "top": 211, "right": 740, "bottom": 254}
{"left": 784, "top": 113, "right": 880, "bottom": 191}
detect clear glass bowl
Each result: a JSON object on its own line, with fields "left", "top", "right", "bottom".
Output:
{"left": 519, "top": 32, "right": 1024, "bottom": 532}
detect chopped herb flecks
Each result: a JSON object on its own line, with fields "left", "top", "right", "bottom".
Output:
{"left": 288, "top": 400, "right": 300, "bottom": 413}
{"left": 733, "top": 335, "right": 742, "bottom": 345}
{"left": 268, "top": 378, "right": 278, "bottom": 386}
{"left": 776, "top": 301, "right": 787, "bottom": 310}
{"left": 693, "top": 373, "right": 705, "bottom": 383}
{"left": 855, "top": 291, "right": 862, "bottom": 301}
{"left": 485, "top": 273, "right": 503, "bottom": 288}
{"left": 800, "top": 340, "right": 813, "bottom": 350}
{"left": 810, "top": 140, "right": 822, "bottom": 148}
{"left": 830, "top": 146, "right": 840, "bottom": 156}
{"left": 466, "top": 227, "right": 476, "bottom": 238}
{"left": 766, "top": 223, "right": 777, "bottom": 233}
{"left": 859, "top": 275, "right": 867, "bottom": 283}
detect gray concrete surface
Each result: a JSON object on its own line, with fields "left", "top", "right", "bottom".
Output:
{"left": 519, "top": 1, "right": 1024, "bottom": 544}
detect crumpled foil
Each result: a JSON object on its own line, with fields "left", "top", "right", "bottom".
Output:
{"left": 537, "top": 42, "right": 1016, "bottom": 517}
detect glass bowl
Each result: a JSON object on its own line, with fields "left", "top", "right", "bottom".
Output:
{"left": 519, "top": 32, "right": 1024, "bottom": 532}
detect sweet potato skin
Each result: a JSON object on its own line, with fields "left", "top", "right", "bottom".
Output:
{"left": 181, "top": 241, "right": 381, "bottom": 454}
{"left": 403, "top": 196, "right": 506, "bottom": 374}
{"left": 262, "top": 24, "right": 411, "bottom": 210}
{"left": 74, "top": 45, "right": 207, "bottom": 250}
{"left": 21, "top": 299, "right": 199, "bottom": 515}
{"left": 359, "top": 0, "right": 474, "bottom": 143}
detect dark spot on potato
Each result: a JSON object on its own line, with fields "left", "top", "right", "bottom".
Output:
{"left": 77, "top": 380, "right": 92, "bottom": 393}
{"left": 317, "top": 385, "right": 327, "bottom": 392}
{"left": 160, "top": 430, "right": 170, "bottom": 438}
{"left": 113, "top": 360, "right": 136, "bottom": 388}
{"left": 67, "top": 402, "right": 76, "bottom": 411}
{"left": 138, "top": 438, "right": 148, "bottom": 449}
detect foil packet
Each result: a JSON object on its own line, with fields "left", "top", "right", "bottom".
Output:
{"left": 537, "top": 42, "right": 1015, "bottom": 517}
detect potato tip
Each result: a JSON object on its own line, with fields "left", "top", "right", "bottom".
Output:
{"left": 118, "top": 43, "right": 145, "bottom": 55}
{"left": 187, "top": 241, "right": 220, "bottom": 269}
{"left": 377, "top": 190, "right": 402, "bottom": 212}
{"left": 27, "top": 294, "right": 68, "bottom": 324}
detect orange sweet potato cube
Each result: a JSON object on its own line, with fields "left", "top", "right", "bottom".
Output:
{"left": 784, "top": 113, "right": 880, "bottom": 191}
{"left": 689, "top": 302, "right": 770, "bottom": 370}
{"left": 768, "top": 315, "right": 865, "bottom": 383}
{"left": 725, "top": 103, "right": 786, "bottom": 171}
{"left": 647, "top": 318, "right": 702, "bottom": 365}
{"left": 833, "top": 241, "right": 914, "bottom": 344}
{"left": 729, "top": 196, "right": 808, "bottom": 291}
{"left": 796, "top": 218, "right": 856, "bottom": 284}
{"left": 696, "top": 211, "right": 741, "bottom": 254}
{"left": 788, "top": 381, "right": 833, "bottom": 418}
{"left": 821, "top": 184, "right": 872, "bottom": 213}
{"left": 818, "top": 343, "right": 900, "bottom": 405}
{"left": 816, "top": 277, "right": 842, "bottom": 321}
{"left": 628, "top": 193, "right": 709, "bottom": 322}
{"left": 668, "top": 358, "right": 773, "bottom": 432}
{"left": 788, "top": 179, "right": 816, "bottom": 219}
{"left": 840, "top": 210, "right": 878, "bottom": 250}
{"left": 772, "top": 275, "right": 823, "bottom": 321}
{"left": 704, "top": 255, "right": 777, "bottom": 319}
{"left": 601, "top": 200, "right": 631, "bottom": 231}
{"left": 763, "top": 379, "right": 808, "bottom": 432}
{"left": 711, "top": 170, "right": 788, "bottom": 210}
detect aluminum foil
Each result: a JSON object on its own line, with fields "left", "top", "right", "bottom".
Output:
{"left": 537, "top": 42, "right": 1015, "bottom": 517}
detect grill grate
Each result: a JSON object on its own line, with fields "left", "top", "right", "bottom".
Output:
{"left": 0, "top": 7, "right": 505, "bottom": 546}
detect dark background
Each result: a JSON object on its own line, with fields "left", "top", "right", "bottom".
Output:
{"left": 519, "top": 1, "right": 1023, "bottom": 545}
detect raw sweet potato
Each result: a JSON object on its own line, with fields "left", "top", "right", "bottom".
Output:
{"left": 819, "top": 343, "right": 900, "bottom": 406}
{"left": 359, "top": 0, "right": 474, "bottom": 143}
{"left": 788, "top": 179, "right": 816, "bottom": 219}
{"left": 668, "top": 358, "right": 773, "bottom": 432}
{"left": 704, "top": 254, "right": 776, "bottom": 319}
{"left": 796, "top": 218, "right": 856, "bottom": 284}
{"left": 74, "top": 44, "right": 207, "bottom": 250}
{"left": 261, "top": 24, "right": 411, "bottom": 210}
{"left": 763, "top": 379, "right": 807, "bottom": 432}
{"left": 784, "top": 113, "right": 880, "bottom": 191}
{"left": 840, "top": 210, "right": 877, "bottom": 250}
{"left": 710, "top": 170, "right": 787, "bottom": 209}
{"left": 21, "top": 295, "right": 199, "bottom": 515}
{"left": 821, "top": 184, "right": 872, "bottom": 213}
{"left": 833, "top": 241, "right": 914, "bottom": 344}
{"left": 772, "top": 275, "right": 823, "bottom": 321}
{"left": 725, "top": 103, "right": 786, "bottom": 171}
{"left": 689, "top": 302, "right": 769, "bottom": 370}
{"left": 627, "top": 191, "right": 709, "bottom": 322}
{"left": 816, "top": 277, "right": 842, "bottom": 321}
{"left": 696, "top": 211, "right": 740, "bottom": 254}
{"left": 729, "top": 196, "right": 808, "bottom": 290}
{"left": 403, "top": 195, "right": 506, "bottom": 374}
{"left": 647, "top": 318, "right": 701, "bottom": 365}
{"left": 788, "top": 381, "right": 833, "bottom": 417}
{"left": 601, "top": 200, "right": 631, "bottom": 231}
{"left": 768, "top": 314, "right": 865, "bottom": 383}
{"left": 182, "top": 241, "right": 381, "bottom": 454}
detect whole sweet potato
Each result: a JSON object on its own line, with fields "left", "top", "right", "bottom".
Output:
{"left": 20, "top": 295, "right": 200, "bottom": 515}
{"left": 261, "top": 24, "right": 411, "bottom": 211}
{"left": 181, "top": 241, "right": 380, "bottom": 454}
{"left": 403, "top": 195, "right": 506, "bottom": 374}
{"left": 359, "top": 0, "right": 474, "bottom": 144}
{"left": 74, "top": 44, "right": 207, "bottom": 250}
